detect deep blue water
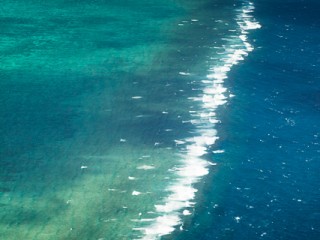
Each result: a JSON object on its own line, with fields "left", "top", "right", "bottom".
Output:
{"left": 172, "top": 0, "right": 320, "bottom": 239}
{"left": 0, "top": 0, "right": 319, "bottom": 239}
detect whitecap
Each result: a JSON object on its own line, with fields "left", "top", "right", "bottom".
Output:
{"left": 212, "top": 150, "right": 225, "bottom": 154}
{"left": 178, "top": 72, "right": 191, "bottom": 76}
{"left": 137, "top": 165, "right": 155, "bottom": 170}
{"left": 182, "top": 210, "right": 192, "bottom": 216}
{"left": 186, "top": 145, "right": 207, "bottom": 157}
{"left": 174, "top": 140, "right": 186, "bottom": 145}
{"left": 132, "top": 191, "right": 142, "bottom": 196}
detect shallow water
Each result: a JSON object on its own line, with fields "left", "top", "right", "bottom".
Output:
{"left": 0, "top": 0, "right": 241, "bottom": 239}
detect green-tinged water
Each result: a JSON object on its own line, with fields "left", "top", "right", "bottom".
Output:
{"left": 0, "top": 0, "right": 182, "bottom": 73}
{"left": 0, "top": 0, "right": 244, "bottom": 239}
{"left": 1, "top": 1, "right": 181, "bottom": 239}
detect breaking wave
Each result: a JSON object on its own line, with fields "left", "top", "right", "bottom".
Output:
{"left": 136, "top": 2, "right": 261, "bottom": 239}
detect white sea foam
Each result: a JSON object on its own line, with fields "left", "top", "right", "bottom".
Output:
{"left": 138, "top": 215, "right": 181, "bottom": 239}
{"left": 136, "top": 2, "right": 260, "bottom": 239}
{"left": 137, "top": 165, "right": 155, "bottom": 170}
{"left": 174, "top": 140, "right": 186, "bottom": 145}
{"left": 182, "top": 210, "right": 192, "bottom": 215}
{"left": 132, "top": 191, "right": 142, "bottom": 196}
{"left": 213, "top": 150, "right": 225, "bottom": 154}
{"left": 132, "top": 218, "right": 155, "bottom": 223}
{"left": 186, "top": 145, "right": 207, "bottom": 156}
{"left": 178, "top": 72, "right": 191, "bottom": 76}
{"left": 132, "top": 96, "right": 143, "bottom": 99}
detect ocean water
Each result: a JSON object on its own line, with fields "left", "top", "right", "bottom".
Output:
{"left": 0, "top": 0, "right": 319, "bottom": 240}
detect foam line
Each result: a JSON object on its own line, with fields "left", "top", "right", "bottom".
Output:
{"left": 136, "top": 2, "right": 260, "bottom": 239}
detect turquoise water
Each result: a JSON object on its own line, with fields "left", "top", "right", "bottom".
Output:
{"left": 1, "top": 0, "right": 245, "bottom": 239}
{"left": 1, "top": 0, "right": 319, "bottom": 239}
